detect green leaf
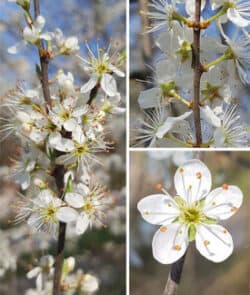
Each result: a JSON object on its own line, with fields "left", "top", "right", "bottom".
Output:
{"left": 65, "top": 175, "right": 73, "bottom": 193}
{"left": 188, "top": 224, "right": 196, "bottom": 242}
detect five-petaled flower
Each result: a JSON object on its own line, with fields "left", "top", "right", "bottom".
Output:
{"left": 138, "top": 159, "right": 243, "bottom": 264}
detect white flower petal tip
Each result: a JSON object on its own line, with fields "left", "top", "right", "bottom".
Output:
{"left": 203, "top": 185, "right": 243, "bottom": 220}
{"left": 56, "top": 207, "right": 78, "bottom": 223}
{"left": 76, "top": 213, "right": 89, "bottom": 235}
{"left": 65, "top": 193, "right": 84, "bottom": 208}
{"left": 196, "top": 224, "right": 233, "bottom": 263}
{"left": 174, "top": 160, "right": 212, "bottom": 203}
{"left": 152, "top": 223, "right": 188, "bottom": 264}
{"left": 137, "top": 194, "right": 179, "bottom": 225}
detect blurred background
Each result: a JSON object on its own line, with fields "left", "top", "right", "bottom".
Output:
{"left": 0, "top": 0, "right": 126, "bottom": 294}
{"left": 130, "top": 151, "right": 250, "bottom": 295}
{"left": 129, "top": 0, "right": 250, "bottom": 145}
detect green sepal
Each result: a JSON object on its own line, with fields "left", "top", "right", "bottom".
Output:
{"left": 188, "top": 224, "right": 197, "bottom": 242}
{"left": 174, "top": 196, "right": 186, "bottom": 208}
{"left": 65, "top": 175, "right": 73, "bottom": 193}
{"left": 202, "top": 216, "right": 218, "bottom": 224}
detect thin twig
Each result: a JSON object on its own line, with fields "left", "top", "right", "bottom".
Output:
{"left": 34, "top": 0, "right": 52, "bottom": 109}
{"left": 192, "top": 0, "right": 203, "bottom": 146}
{"left": 33, "top": 1, "right": 66, "bottom": 294}
{"left": 163, "top": 254, "right": 187, "bottom": 295}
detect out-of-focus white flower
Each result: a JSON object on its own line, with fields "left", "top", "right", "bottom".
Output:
{"left": 219, "top": 25, "right": 250, "bottom": 85}
{"left": 0, "top": 231, "right": 16, "bottom": 277}
{"left": 27, "top": 255, "right": 54, "bottom": 291}
{"left": 54, "top": 29, "right": 79, "bottom": 55}
{"left": 213, "top": 105, "right": 249, "bottom": 147}
{"left": 78, "top": 43, "right": 125, "bottom": 97}
{"left": 56, "top": 182, "right": 111, "bottom": 234}
{"left": 8, "top": 16, "right": 52, "bottom": 54}
{"left": 133, "top": 106, "right": 192, "bottom": 147}
{"left": 138, "top": 160, "right": 243, "bottom": 264}
{"left": 15, "top": 189, "right": 63, "bottom": 236}
{"left": 100, "top": 95, "right": 125, "bottom": 114}
{"left": 56, "top": 70, "right": 75, "bottom": 93}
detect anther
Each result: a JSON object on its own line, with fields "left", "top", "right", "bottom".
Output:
{"left": 174, "top": 245, "right": 182, "bottom": 251}
{"left": 144, "top": 210, "right": 149, "bottom": 215}
{"left": 203, "top": 240, "right": 210, "bottom": 246}
{"left": 160, "top": 226, "right": 167, "bottom": 232}
{"left": 196, "top": 172, "right": 202, "bottom": 179}
{"left": 179, "top": 168, "right": 184, "bottom": 173}
{"left": 231, "top": 207, "right": 237, "bottom": 212}
{"left": 155, "top": 184, "right": 163, "bottom": 191}
{"left": 222, "top": 183, "right": 229, "bottom": 190}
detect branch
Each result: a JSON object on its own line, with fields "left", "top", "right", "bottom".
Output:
{"left": 34, "top": 0, "right": 52, "bottom": 109}
{"left": 163, "top": 254, "right": 186, "bottom": 295}
{"left": 33, "top": 1, "right": 65, "bottom": 294}
{"left": 192, "top": 0, "right": 203, "bottom": 146}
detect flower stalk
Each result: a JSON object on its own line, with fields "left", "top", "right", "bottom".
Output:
{"left": 192, "top": 0, "right": 203, "bottom": 146}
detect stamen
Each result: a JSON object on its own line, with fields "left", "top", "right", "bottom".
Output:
{"left": 222, "top": 183, "right": 229, "bottom": 190}
{"left": 196, "top": 172, "right": 202, "bottom": 179}
{"left": 174, "top": 245, "right": 182, "bottom": 251}
{"left": 160, "top": 226, "right": 167, "bottom": 232}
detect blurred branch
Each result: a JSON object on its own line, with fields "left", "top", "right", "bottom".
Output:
{"left": 163, "top": 254, "right": 186, "bottom": 295}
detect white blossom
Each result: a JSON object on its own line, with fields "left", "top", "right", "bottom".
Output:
{"left": 138, "top": 160, "right": 243, "bottom": 263}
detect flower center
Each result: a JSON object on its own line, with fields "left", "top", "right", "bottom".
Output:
{"left": 84, "top": 199, "right": 94, "bottom": 214}
{"left": 183, "top": 207, "right": 203, "bottom": 224}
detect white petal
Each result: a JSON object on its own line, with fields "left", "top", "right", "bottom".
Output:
{"left": 56, "top": 207, "right": 78, "bottom": 223}
{"left": 35, "top": 15, "right": 45, "bottom": 31}
{"left": 76, "top": 212, "right": 89, "bottom": 235}
{"left": 137, "top": 194, "right": 179, "bottom": 225}
{"left": 82, "top": 274, "right": 99, "bottom": 292}
{"left": 156, "top": 111, "right": 192, "bottom": 138}
{"left": 26, "top": 267, "right": 41, "bottom": 279}
{"left": 54, "top": 138, "right": 75, "bottom": 152}
{"left": 152, "top": 223, "right": 189, "bottom": 264}
{"left": 213, "top": 127, "right": 226, "bottom": 147}
{"left": 80, "top": 74, "right": 98, "bottom": 93}
{"left": 200, "top": 105, "right": 221, "bottom": 128}
{"left": 174, "top": 160, "right": 211, "bottom": 204}
{"left": 227, "top": 8, "right": 249, "bottom": 27}
{"left": 7, "top": 41, "right": 25, "bottom": 54}
{"left": 63, "top": 118, "right": 77, "bottom": 132}
{"left": 138, "top": 88, "right": 161, "bottom": 109}
{"left": 196, "top": 224, "right": 233, "bottom": 263}
{"left": 40, "top": 32, "right": 52, "bottom": 41}
{"left": 101, "top": 73, "right": 117, "bottom": 96}
{"left": 36, "top": 273, "right": 43, "bottom": 291}
{"left": 65, "top": 192, "right": 84, "bottom": 208}
{"left": 203, "top": 186, "right": 243, "bottom": 220}
{"left": 108, "top": 63, "right": 125, "bottom": 77}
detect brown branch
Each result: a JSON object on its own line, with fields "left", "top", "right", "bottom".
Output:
{"left": 192, "top": 0, "right": 203, "bottom": 146}
{"left": 33, "top": 1, "right": 66, "bottom": 294}
{"left": 34, "top": 0, "right": 52, "bottom": 109}
{"left": 163, "top": 254, "right": 186, "bottom": 295}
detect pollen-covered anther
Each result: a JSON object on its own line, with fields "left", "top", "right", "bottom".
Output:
{"left": 212, "top": 201, "right": 216, "bottom": 206}
{"left": 188, "top": 185, "right": 192, "bottom": 189}
{"left": 203, "top": 240, "right": 210, "bottom": 246}
{"left": 155, "top": 183, "right": 163, "bottom": 191}
{"left": 231, "top": 207, "right": 237, "bottom": 212}
{"left": 160, "top": 226, "right": 167, "bottom": 232}
{"left": 144, "top": 210, "right": 150, "bottom": 215}
{"left": 223, "top": 230, "right": 228, "bottom": 234}
{"left": 174, "top": 245, "right": 182, "bottom": 251}
{"left": 196, "top": 172, "right": 202, "bottom": 179}
{"left": 222, "top": 183, "right": 229, "bottom": 190}
{"left": 179, "top": 167, "right": 184, "bottom": 173}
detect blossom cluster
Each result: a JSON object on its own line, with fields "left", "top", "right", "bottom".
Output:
{"left": 25, "top": 255, "right": 99, "bottom": 294}
{"left": 132, "top": 0, "right": 249, "bottom": 147}
{"left": 2, "top": 0, "right": 125, "bottom": 292}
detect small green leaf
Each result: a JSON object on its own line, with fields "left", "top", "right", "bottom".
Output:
{"left": 65, "top": 175, "right": 73, "bottom": 193}
{"left": 188, "top": 224, "right": 196, "bottom": 242}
